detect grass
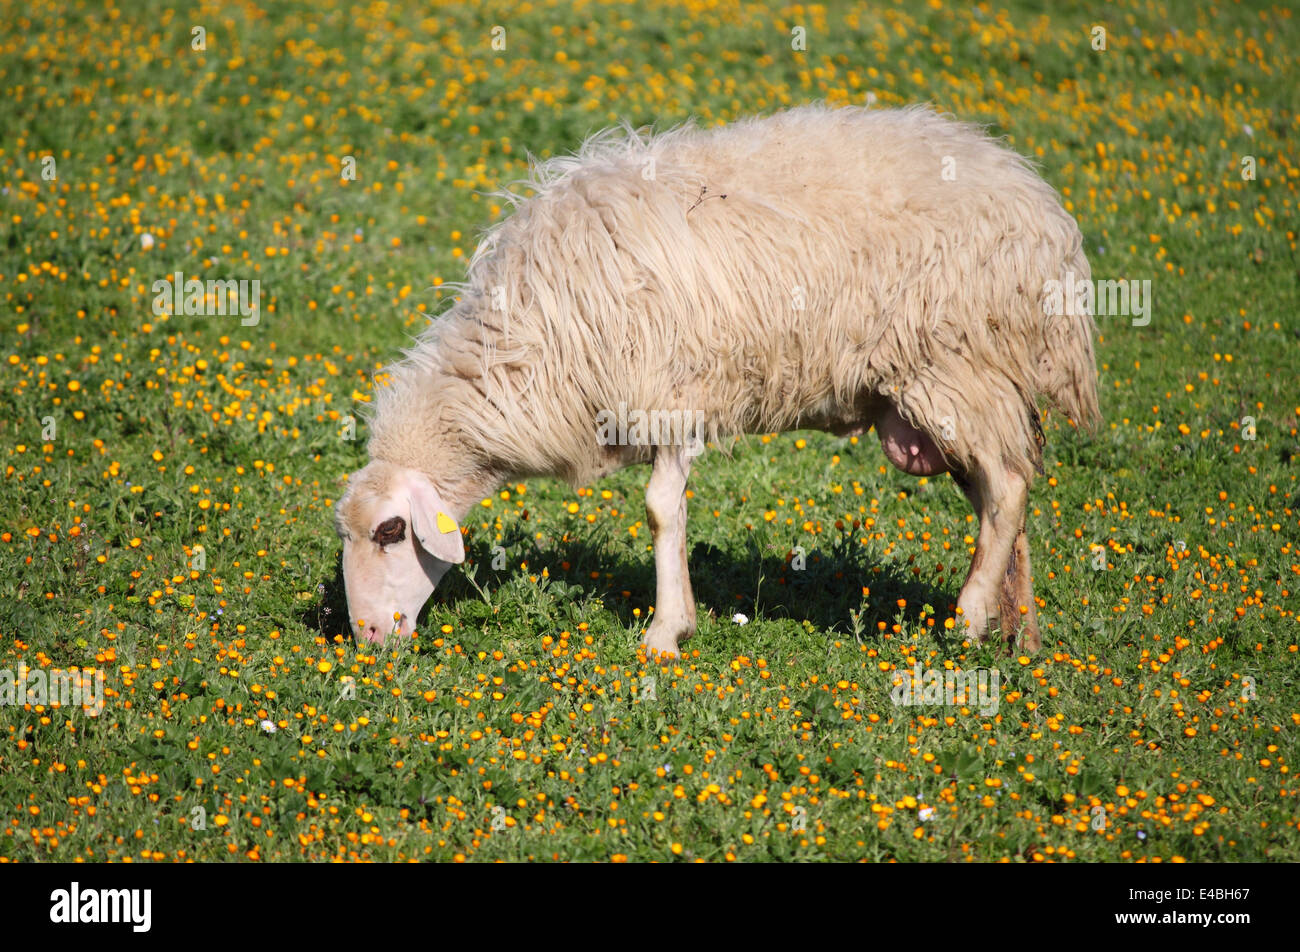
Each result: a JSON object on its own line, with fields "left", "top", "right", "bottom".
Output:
{"left": 0, "top": 0, "right": 1297, "bottom": 862}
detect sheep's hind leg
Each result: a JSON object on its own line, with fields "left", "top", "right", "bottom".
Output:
{"left": 642, "top": 445, "right": 696, "bottom": 656}
{"left": 951, "top": 460, "right": 1030, "bottom": 651}
{"left": 999, "top": 527, "right": 1041, "bottom": 653}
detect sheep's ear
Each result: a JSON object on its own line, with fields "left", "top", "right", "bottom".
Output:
{"left": 406, "top": 474, "right": 465, "bottom": 564}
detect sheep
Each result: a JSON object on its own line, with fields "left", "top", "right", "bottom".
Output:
{"left": 334, "top": 103, "right": 1099, "bottom": 655}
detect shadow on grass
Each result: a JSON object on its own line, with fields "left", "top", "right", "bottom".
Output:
{"left": 298, "top": 549, "right": 352, "bottom": 641}
{"left": 301, "top": 523, "right": 961, "bottom": 649}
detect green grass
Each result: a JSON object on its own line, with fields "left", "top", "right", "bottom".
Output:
{"left": 1, "top": 0, "right": 1296, "bottom": 862}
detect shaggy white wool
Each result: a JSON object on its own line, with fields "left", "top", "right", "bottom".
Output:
{"left": 362, "top": 103, "right": 1098, "bottom": 493}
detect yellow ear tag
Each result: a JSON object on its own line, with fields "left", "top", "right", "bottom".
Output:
{"left": 436, "top": 511, "right": 458, "bottom": 534}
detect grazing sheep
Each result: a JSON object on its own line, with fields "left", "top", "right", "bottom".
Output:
{"left": 335, "top": 103, "right": 1099, "bottom": 654}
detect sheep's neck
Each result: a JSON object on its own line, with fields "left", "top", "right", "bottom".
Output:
{"left": 437, "top": 463, "right": 504, "bottom": 524}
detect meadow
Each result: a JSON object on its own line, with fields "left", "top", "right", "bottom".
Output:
{"left": 1, "top": 0, "right": 1297, "bottom": 862}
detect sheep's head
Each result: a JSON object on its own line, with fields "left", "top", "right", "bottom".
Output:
{"left": 334, "top": 459, "right": 464, "bottom": 643}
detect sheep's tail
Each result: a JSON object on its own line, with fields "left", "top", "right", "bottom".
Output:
{"left": 1036, "top": 246, "right": 1101, "bottom": 431}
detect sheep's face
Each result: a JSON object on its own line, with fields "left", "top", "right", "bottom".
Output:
{"left": 334, "top": 460, "right": 464, "bottom": 643}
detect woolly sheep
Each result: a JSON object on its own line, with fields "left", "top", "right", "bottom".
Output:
{"left": 334, "top": 103, "right": 1099, "bottom": 655}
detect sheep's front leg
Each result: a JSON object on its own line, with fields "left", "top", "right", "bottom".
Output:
{"left": 951, "top": 461, "right": 1029, "bottom": 650}
{"left": 642, "top": 446, "right": 696, "bottom": 655}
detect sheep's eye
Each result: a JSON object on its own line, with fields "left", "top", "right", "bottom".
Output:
{"left": 372, "top": 516, "right": 406, "bottom": 547}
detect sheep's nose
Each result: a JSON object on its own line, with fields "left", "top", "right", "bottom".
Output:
{"left": 365, "top": 624, "right": 380, "bottom": 641}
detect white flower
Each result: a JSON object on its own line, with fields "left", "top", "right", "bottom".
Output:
{"left": 732, "top": 613, "right": 749, "bottom": 625}
{"left": 1243, "top": 123, "right": 1254, "bottom": 137}
{"left": 260, "top": 720, "right": 276, "bottom": 733}
{"left": 919, "top": 807, "right": 935, "bottom": 821}
{"left": 140, "top": 232, "right": 155, "bottom": 250}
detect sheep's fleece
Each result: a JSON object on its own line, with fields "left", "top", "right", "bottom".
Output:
{"left": 335, "top": 103, "right": 1099, "bottom": 654}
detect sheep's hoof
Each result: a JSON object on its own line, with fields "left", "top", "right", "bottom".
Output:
{"left": 1012, "top": 620, "right": 1042, "bottom": 655}
{"left": 992, "top": 609, "right": 1041, "bottom": 655}
{"left": 641, "top": 636, "right": 683, "bottom": 657}
{"left": 955, "top": 597, "right": 997, "bottom": 647}
{"left": 641, "top": 620, "right": 694, "bottom": 657}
